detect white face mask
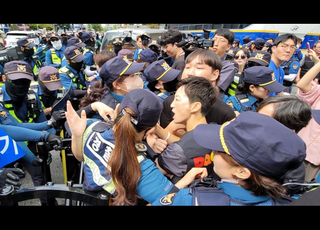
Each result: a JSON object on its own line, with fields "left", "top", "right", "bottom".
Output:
{"left": 33, "top": 38, "right": 40, "bottom": 46}
{"left": 121, "top": 76, "right": 144, "bottom": 93}
{"left": 52, "top": 40, "right": 62, "bottom": 50}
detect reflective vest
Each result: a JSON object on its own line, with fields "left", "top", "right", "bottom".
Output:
{"left": 31, "top": 55, "right": 42, "bottom": 78}
{"left": 235, "top": 93, "right": 252, "bottom": 112}
{"left": 82, "top": 120, "right": 148, "bottom": 195}
{"left": 59, "top": 66, "right": 84, "bottom": 90}
{"left": 50, "top": 48, "right": 62, "bottom": 65}
{"left": 82, "top": 47, "right": 97, "bottom": 80}
{"left": 34, "top": 44, "right": 47, "bottom": 64}
{"left": 227, "top": 72, "right": 243, "bottom": 96}
{"left": 30, "top": 81, "right": 66, "bottom": 110}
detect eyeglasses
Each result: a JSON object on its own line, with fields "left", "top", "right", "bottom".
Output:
{"left": 212, "top": 37, "right": 228, "bottom": 44}
{"left": 278, "top": 43, "right": 296, "bottom": 52}
{"left": 235, "top": 54, "right": 247, "bottom": 59}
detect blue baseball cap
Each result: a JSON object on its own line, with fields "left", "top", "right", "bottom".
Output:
{"left": 67, "top": 36, "right": 86, "bottom": 47}
{"left": 193, "top": 111, "right": 306, "bottom": 181}
{"left": 17, "top": 38, "right": 35, "bottom": 48}
{"left": 118, "top": 48, "right": 134, "bottom": 61}
{"left": 63, "top": 45, "right": 86, "bottom": 62}
{"left": 144, "top": 59, "right": 181, "bottom": 82}
{"left": 38, "top": 66, "right": 62, "bottom": 91}
{"left": 243, "top": 66, "right": 286, "bottom": 93}
{"left": 81, "top": 32, "right": 92, "bottom": 42}
{"left": 99, "top": 55, "right": 145, "bottom": 85}
{"left": 254, "top": 37, "right": 265, "bottom": 47}
{"left": 139, "top": 49, "right": 158, "bottom": 63}
{"left": 243, "top": 36, "right": 252, "bottom": 44}
{"left": 4, "top": 60, "right": 34, "bottom": 81}
{"left": 120, "top": 88, "right": 163, "bottom": 127}
{"left": 248, "top": 50, "right": 271, "bottom": 67}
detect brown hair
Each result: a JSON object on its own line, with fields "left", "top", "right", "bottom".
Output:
{"left": 217, "top": 152, "right": 288, "bottom": 199}
{"left": 94, "top": 50, "right": 116, "bottom": 68}
{"left": 108, "top": 108, "right": 150, "bottom": 206}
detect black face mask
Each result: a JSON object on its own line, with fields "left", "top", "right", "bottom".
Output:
{"left": 61, "top": 36, "right": 68, "bottom": 45}
{"left": 39, "top": 80, "right": 54, "bottom": 96}
{"left": 5, "top": 79, "right": 31, "bottom": 104}
{"left": 69, "top": 61, "right": 83, "bottom": 73}
{"left": 84, "top": 39, "right": 95, "bottom": 49}
{"left": 23, "top": 48, "right": 34, "bottom": 57}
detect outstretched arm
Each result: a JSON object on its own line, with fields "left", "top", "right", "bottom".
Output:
{"left": 65, "top": 100, "right": 87, "bottom": 161}
{"left": 296, "top": 49, "right": 320, "bottom": 93}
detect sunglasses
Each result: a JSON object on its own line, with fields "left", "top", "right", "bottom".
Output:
{"left": 235, "top": 54, "right": 247, "bottom": 59}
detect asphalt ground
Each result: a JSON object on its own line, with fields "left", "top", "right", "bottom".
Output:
{"left": 17, "top": 149, "right": 68, "bottom": 206}
{"left": 16, "top": 84, "right": 298, "bottom": 206}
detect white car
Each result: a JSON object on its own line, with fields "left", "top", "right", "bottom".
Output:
{"left": 4, "top": 30, "right": 39, "bottom": 48}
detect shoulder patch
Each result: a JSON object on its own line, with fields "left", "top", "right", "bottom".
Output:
{"left": 159, "top": 193, "right": 177, "bottom": 206}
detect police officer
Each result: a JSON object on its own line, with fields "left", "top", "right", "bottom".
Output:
{"left": 45, "top": 33, "right": 66, "bottom": 69}
{"left": 60, "top": 36, "right": 86, "bottom": 68}
{"left": 1, "top": 60, "right": 54, "bottom": 205}
{"left": 17, "top": 38, "right": 43, "bottom": 80}
{"left": 59, "top": 45, "right": 87, "bottom": 105}
{"left": 36, "top": 66, "right": 65, "bottom": 119}
{"left": 81, "top": 32, "right": 98, "bottom": 85}
{"left": 224, "top": 66, "right": 286, "bottom": 113}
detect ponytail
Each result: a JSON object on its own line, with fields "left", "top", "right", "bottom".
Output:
{"left": 109, "top": 108, "right": 142, "bottom": 206}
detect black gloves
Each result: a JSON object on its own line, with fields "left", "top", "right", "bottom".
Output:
{"left": 0, "top": 167, "right": 25, "bottom": 190}
{"left": 48, "top": 110, "right": 66, "bottom": 130}
{"left": 32, "top": 156, "right": 43, "bottom": 167}
{"left": 46, "top": 133, "right": 63, "bottom": 145}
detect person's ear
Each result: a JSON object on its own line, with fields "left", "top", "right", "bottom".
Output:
{"left": 2, "top": 75, "right": 6, "bottom": 82}
{"left": 234, "top": 167, "right": 251, "bottom": 180}
{"left": 112, "top": 81, "right": 121, "bottom": 90}
{"left": 190, "top": 101, "right": 201, "bottom": 114}
{"left": 249, "top": 84, "right": 256, "bottom": 93}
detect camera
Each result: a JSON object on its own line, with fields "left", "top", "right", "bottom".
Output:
{"left": 0, "top": 46, "right": 24, "bottom": 65}
{"left": 177, "top": 29, "right": 214, "bottom": 49}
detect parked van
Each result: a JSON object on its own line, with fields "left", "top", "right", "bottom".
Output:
{"left": 100, "top": 28, "right": 166, "bottom": 52}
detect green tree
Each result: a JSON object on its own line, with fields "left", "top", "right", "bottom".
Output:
{"left": 89, "top": 24, "right": 104, "bottom": 32}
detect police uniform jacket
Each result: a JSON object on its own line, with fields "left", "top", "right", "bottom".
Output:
{"left": 45, "top": 47, "right": 65, "bottom": 69}
{"left": 224, "top": 92, "right": 259, "bottom": 113}
{"left": 1, "top": 85, "right": 47, "bottom": 123}
{"left": 81, "top": 120, "right": 176, "bottom": 204}
{"left": 217, "top": 55, "right": 239, "bottom": 96}
{"left": 151, "top": 181, "right": 281, "bottom": 206}
{"left": 59, "top": 64, "right": 86, "bottom": 90}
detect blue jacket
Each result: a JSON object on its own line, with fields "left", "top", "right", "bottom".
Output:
{"left": 151, "top": 182, "right": 277, "bottom": 206}
{"left": 268, "top": 60, "right": 285, "bottom": 97}
{"left": 59, "top": 64, "right": 86, "bottom": 90}
{"left": 45, "top": 46, "right": 66, "bottom": 68}
{"left": 1, "top": 85, "right": 47, "bottom": 123}
{"left": 223, "top": 93, "right": 259, "bottom": 113}
{"left": 82, "top": 120, "right": 175, "bottom": 204}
